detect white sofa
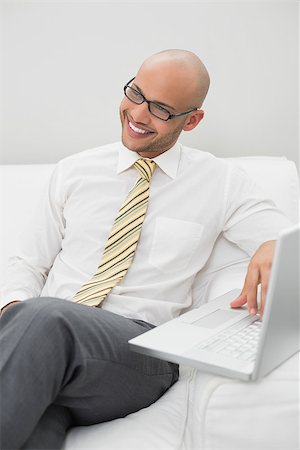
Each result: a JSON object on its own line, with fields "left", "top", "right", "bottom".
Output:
{"left": 0, "top": 156, "right": 299, "bottom": 450}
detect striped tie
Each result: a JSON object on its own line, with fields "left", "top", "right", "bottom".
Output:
{"left": 74, "top": 158, "right": 156, "bottom": 307}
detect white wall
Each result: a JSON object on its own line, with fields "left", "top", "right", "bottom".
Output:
{"left": 0, "top": 0, "right": 299, "bottom": 165}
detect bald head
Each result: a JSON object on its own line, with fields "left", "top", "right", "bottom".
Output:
{"left": 137, "top": 49, "right": 210, "bottom": 108}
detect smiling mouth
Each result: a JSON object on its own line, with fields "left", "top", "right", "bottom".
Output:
{"left": 126, "top": 116, "right": 154, "bottom": 137}
{"left": 129, "top": 121, "right": 150, "bottom": 134}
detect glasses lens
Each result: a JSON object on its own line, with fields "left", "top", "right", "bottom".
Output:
{"left": 149, "top": 103, "right": 170, "bottom": 120}
{"left": 125, "top": 86, "right": 144, "bottom": 104}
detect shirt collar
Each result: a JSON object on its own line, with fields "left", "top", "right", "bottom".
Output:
{"left": 117, "top": 142, "right": 181, "bottom": 179}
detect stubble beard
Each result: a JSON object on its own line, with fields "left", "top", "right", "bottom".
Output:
{"left": 120, "top": 110, "right": 184, "bottom": 155}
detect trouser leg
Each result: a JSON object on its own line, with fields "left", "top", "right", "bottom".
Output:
{"left": 21, "top": 405, "right": 72, "bottom": 450}
{"left": 0, "top": 299, "right": 75, "bottom": 449}
{"left": 0, "top": 297, "right": 179, "bottom": 449}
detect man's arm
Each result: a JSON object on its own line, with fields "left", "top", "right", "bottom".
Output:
{"left": 0, "top": 165, "right": 65, "bottom": 310}
{"left": 230, "top": 240, "right": 275, "bottom": 318}
{"left": 0, "top": 301, "right": 22, "bottom": 316}
{"left": 221, "top": 164, "right": 292, "bottom": 317}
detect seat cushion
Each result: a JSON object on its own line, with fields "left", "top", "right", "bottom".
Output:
{"left": 188, "top": 353, "right": 299, "bottom": 450}
{"left": 64, "top": 366, "right": 194, "bottom": 450}
{"left": 64, "top": 351, "right": 299, "bottom": 450}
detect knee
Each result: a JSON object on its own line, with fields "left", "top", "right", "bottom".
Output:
{"left": 22, "top": 297, "right": 76, "bottom": 329}
{"left": 25, "top": 297, "right": 71, "bottom": 313}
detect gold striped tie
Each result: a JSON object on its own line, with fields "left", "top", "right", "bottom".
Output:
{"left": 74, "top": 158, "right": 156, "bottom": 307}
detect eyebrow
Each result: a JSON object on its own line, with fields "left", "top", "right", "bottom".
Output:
{"left": 132, "top": 82, "right": 176, "bottom": 112}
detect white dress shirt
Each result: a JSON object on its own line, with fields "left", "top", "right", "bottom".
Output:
{"left": 1, "top": 142, "right": 291, "bottom": 325}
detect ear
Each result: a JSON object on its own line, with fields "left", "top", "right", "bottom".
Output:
{"left": 183, "top": 110, "right": 204, "bottom": 132}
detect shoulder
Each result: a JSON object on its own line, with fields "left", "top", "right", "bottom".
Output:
{"left": 47, "top": 142, "right": 121, "bottom": 191}
{"left": 180, "top": 144, "right": 252, "bottom": 178}
{"left": 57, "top": 142, "right": 120, "bottom": 168}
{"left": 179, "top": 143, "right": 232, "bottom": 175}
{"left": 51, "top": 142, "right": 121, "bottom": 181}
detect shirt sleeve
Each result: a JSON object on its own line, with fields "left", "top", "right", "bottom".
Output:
{"left": 0, "top": 164, "right": 66, "bottom": 309}
{"left": 222, "top": 164, "right": 293, "bottom": 256}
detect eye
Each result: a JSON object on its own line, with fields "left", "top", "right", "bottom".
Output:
{"left": 149, "top": 103, "right": 170, "bottom": 120}
{"left": 130, "top": 88, "right": 143, "bottom": 101}
{"left": 125, "top": 85, "right": 144, "bottom": 104}
{"left": 152, "top": 103, "right": 168, "bottom": 113}
{"left": 151, "top": 103, "right": 170, "bottom": 115}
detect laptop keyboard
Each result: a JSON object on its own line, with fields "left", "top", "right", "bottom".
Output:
{"left": 199, "top": 318, "right": 262, "bottom": 362}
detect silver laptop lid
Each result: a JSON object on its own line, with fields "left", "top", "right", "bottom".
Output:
{"left": 253, "top": 225, "right": 300, "bottom": 379}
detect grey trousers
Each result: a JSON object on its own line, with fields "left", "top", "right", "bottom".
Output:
{"left": 0, "top": 297, "right": 179, "bottom": 450}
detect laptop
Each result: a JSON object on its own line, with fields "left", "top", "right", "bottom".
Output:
{"left": 129, "top": 225, "right": 299, "bottom": 381}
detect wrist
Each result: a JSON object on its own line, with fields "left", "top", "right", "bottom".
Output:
{"left": 1, "top": 300, "right": 21, "bottom": 312}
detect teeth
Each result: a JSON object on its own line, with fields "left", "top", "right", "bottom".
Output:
{"left": 129, "top": 121, "right": 150, "bottom": 134}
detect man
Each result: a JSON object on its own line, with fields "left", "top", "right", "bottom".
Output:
{"left": 0, "top": 49, "right": 291, "bottom": 449}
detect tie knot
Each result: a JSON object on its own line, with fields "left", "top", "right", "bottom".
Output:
{"left": 134, "top": 159, "right": 156, "bottom": 182}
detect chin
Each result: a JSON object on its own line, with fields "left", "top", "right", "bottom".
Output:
{"left": 121, "top": 135, "right": 140, "bottom": 153}
{"left": 121, "top": 129, "right": 153, "bottom": 153}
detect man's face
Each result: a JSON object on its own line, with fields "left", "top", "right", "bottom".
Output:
{"left": 119, "top": 65, "right": 198, "bottom": 158}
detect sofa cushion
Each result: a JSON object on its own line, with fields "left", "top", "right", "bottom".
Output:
{"left": 64, "top": 365, "right": 193, "bottom": 450}
{"left": 64, "top": 352, "right": 299, "bottom": 450}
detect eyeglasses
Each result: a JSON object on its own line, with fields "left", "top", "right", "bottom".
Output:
{"left": 123, "top": 77, "right": 199, "bottom": 121}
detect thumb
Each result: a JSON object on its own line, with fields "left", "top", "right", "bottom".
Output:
{"left": 230, "top": 292, "right": 247, "bottom": 308}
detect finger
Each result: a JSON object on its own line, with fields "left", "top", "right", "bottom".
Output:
{"left": 238, "top": 262, "right": 260, "bottom": 314}
{"left": 230, "top": 292, "right": 247, "bottom": 308}
{"left": 244, "top": 263, "right": 260, "bottom": 315}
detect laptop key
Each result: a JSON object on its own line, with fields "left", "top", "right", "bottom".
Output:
{"left": 199, "top": 316, "right": 262, "bottom": 360}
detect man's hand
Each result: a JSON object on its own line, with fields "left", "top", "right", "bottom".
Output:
{"left": 230, "top": 240, "right": 276, "bottom": 319}
{"left": 0, "top": 301, "right": 21, "bottom": 317}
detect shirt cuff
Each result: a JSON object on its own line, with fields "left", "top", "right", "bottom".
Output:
{"left": 0, "top": 292, "right": 31, "bottom": 310}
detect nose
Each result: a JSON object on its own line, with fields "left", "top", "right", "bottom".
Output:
{"left": 130, "top": 101, "right": 151, "bottom": 124}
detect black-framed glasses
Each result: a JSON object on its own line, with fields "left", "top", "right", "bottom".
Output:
{"left": 123, "top": 77, "right": 199, "bottom": 121}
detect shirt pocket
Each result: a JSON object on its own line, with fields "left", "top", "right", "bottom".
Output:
{"left": 148, "top": 217, "right": 204, "bottom": 274}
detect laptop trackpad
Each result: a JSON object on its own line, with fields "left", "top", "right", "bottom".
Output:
{"left": 192, "top": 309, "right": 242, "bottom": 328}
